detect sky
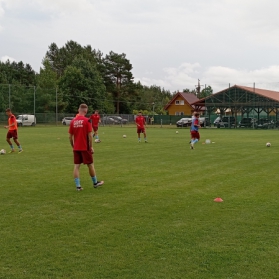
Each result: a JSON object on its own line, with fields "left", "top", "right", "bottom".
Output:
{"left": 1, "top": 0, "right": 279, "bottom": 93}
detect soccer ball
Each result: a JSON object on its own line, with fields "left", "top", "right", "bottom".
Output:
{"left": 0, "top": 149, "right": 6, "bottom": 155}
{"left": 94, "top": 139, "right": 101, "bottom": 143}
{"left": 266, "top": 142, "right": 271, "bottom": 147}
{"left": 123, "top": 135, "right": 127, "bottom": 138}
{"left": 176, "top": 131, "right": 178, "bottom": 134}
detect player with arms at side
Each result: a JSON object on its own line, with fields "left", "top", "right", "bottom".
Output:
{"left": 190, "top": 112, "right": 201, "bottom": 150}
{"left": 135, "top": 111, "right": 147, "bottom": 143}
{"left": 69, "top": 104, "right": 104, "bottom": 191}
{"left": 4, "top": 108, "right": 23, "bottom": 153}
{"left": 90, "top": 110, "right": 101, "bottom": 143}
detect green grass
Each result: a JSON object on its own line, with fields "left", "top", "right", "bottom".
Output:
{"left": 1, "top": 125, "right": 279, "bottom": 278}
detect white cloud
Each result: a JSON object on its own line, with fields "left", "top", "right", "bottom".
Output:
{"left": 1, "top": 0, "right": 279, "bottom": 93}
{"left": 137, "top": 64, "right": 279, "bottom": 93}
{"left": 1, "top": 55, "right": 16, "bottom": 62}
{"left": 203, "top": 65, "right": 279, "bottom": 92}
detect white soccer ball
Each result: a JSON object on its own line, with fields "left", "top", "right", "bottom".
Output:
{"left": 123, "top": 135, "right": 127, "bottom": 138}
{"left": 266, "top": 142, "right": 271, "bottom": 147}
{"left": 176, "top": 131, "right": 178, "bottom": 134}
{"left": 0, "top": 149, "right": 6, "bottom": 155}
{"left": 94, "top": 139, "right": 101, "bottom": 143}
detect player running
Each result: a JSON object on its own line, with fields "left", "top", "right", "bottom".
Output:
{"left": 69, "top": 104, "right": 104, "bottom": 191}
{"left": 190, "top": 112, "right": 201, "bottom": 150}
{"left": 135, "top": 111, "right": 147, "bottom": 143}
{"left": 90, "top": 110, "right": 101, "bottom": 143}
{"left": 4, "top": 108, "right": 23, "bottom": 153}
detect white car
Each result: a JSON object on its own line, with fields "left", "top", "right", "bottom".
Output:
{"left": 16, "top": 115, "right": 36, "bottom": 126}
{"left": 62, "top": 117, "right": 74, "bottom": 125}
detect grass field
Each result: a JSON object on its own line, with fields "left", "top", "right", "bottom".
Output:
{"left": 1, "top": 125, "right": 279, "bottom": 279}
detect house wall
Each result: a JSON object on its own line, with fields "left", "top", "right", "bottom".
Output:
{"left": 167, "top": 96, "right": 193, "bottom": 115}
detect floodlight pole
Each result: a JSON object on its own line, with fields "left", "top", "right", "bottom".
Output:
{"left": 152, "top": 102, "right": 155, "bottom": 124}
{"left": 55, "top": 87, "right": 58, "bottom": 126}
{"left": 8, "top": 84, "right": 11, "bottom": 108}
{"left": 33, "top": 86, "right": 36, "bottom": 118}
{"left": 253, "top": 82, "right": 255, "bottom": 129}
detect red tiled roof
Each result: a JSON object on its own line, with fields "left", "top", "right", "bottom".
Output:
{"left": 164, "top": 92, "right": 199, "bottom": 110}
{"left": 191, "top": 85, "right": 279, "bottom": 106}
{"left": 238, "top": 85, "right": 279, "bottom": 102}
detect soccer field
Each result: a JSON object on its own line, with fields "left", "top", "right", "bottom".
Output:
{"left": 1, "top": 125, "right": 279, "bottom": 279}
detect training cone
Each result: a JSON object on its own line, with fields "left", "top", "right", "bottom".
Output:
{"left": 214, "top": 197, "right": 223, "bottom": 202}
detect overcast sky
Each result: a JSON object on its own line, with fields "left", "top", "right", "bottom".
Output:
{"left": 1, "top": 0, "right": 279, "bottom": 93}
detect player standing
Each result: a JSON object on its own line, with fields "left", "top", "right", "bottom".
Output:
{"left": 69, "top": 104, "right": 104, "bottom": 191}
{"left": 190, "top": 112, "right": 201, "bottom": 149}
{"left": 135, "top": 111, "right": 147, "bottom": 143}
{"left": 4, "top": 108, "right": 23, "bottom": 153}
{"left": 90, "top": 110, "right": 101, "bottom": 143}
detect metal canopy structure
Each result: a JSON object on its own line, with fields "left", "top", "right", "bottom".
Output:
{"left": 192, "top": 85, "right": 279, "bottom": 125}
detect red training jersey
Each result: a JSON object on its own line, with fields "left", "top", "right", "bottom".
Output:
{"left": 69, "top": 116, "right": 92, "bottom": 151}
{"left": 8, "top": 114, "right": 17, "bottom": 131}
{"left": 135, "top": 116, "right": 146, "bottom": 128}
{"left": 90, "top": 114, "right": 100, "bottom": 127}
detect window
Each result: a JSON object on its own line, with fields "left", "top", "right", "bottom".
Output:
{"left": 175, "top": 100, "right": 184, "bottom": 105}
{"left": 175, "top": 112, "right": 184, "bottom": 115}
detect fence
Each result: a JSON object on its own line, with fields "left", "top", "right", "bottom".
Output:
{"left": 2, "top": 82, "right": 279, "bottom": 128}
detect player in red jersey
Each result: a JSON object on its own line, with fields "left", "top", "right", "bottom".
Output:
{"left": 135, "top": 111, "right": 147, "bottom": 143}
{"left": 4, "top": 108, "right": 23, "bottom": 153}
{"left": 90, "top": 110, "right": 101, "bottom": 143}
{"left": 69, "top": 104, "right": 104, "bottom": 191}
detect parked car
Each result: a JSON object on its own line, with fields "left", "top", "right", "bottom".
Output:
{"left": 216, "top": 116, "right": 235, "bottom": 128}
{"left": 213, "top": 116, "right": 221, "bottom": 126}
{"left": 102, "top": 116, "right": 116, "bottom": 124}
{"left": 255, "top": 118, "right": 274, "bottom": 129}
{"left": 199, "top": 117, "right": 211, "bottom": 127}
{"left": 16, "top": 115, "right": 36, "bottom": 126}
{"left": 215, "top": 116, "right": 236, "bottom": 128}
{"left": 110, "top": 116, "right": 128, "bottom": 124}
{"left": 176, "top": 118, "right": 192, "bottom": 127}
{"left": 239, "top": 117, "right": 257, "bottom": 128}
{"left": 62, "top": 117, "right": 74, "bottom": 125}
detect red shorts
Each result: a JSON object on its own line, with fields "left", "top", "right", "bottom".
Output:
{"left": 137, "top": 127, "right": 145, "bottom": 133}
{"left": 190, "top": 131, "right": 200, "bottom": 140}
{"left": 73, "top": 150, "right": 93, "bottom": 165}
{"left": 92, "top": 126, "right": 98, "bottom": 132}
{"left": 7, "top": 130, "right": 18, "bottom": 139}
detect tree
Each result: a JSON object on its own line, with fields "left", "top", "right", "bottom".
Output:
{"left": 37, "top": 59, "right": 57, "bottom": 89}
{"left": 0, "top": 60, "right": 36, "bottom": 85}
{"left": 45, "top": 40, "right": 102, "bottom": 78}
{"left": 102, "top": 51, "right": 134, "bottom": 114}
{"left": 59, "top": 58, "right": 107, "bottom": 113}
{"left": 183, "top": 88, "right": 197, "bottom": 94}
{"left": 200, "top": 85, "right": 213, "bottom": 99}
{"left": 36, "top": 59, "right": 66, "bottom": 112}
{"left": 133, "top": 82, "right": 172, "bottom": 115}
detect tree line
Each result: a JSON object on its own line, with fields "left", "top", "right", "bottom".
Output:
{"left": 0, "top": 40, "right": 212, "bottom": 114}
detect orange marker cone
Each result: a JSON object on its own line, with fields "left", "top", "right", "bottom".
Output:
{"left": 214, "top": 197, "right": 223, "bottom": 202}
